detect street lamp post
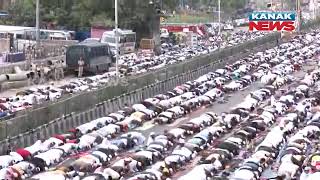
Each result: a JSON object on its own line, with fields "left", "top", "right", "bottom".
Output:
{"left": 36, "top": 0, "right": 40, "bottom": 46}
{"left": 149, "top": 0, "right": 161, "bottom": 55}
{"left": 218, "top": 0, "right": 221, "bottom": 36}
{"left": 296, "top": 0, "right": 301, "bottom": 32}
{"left": 149, "top": 0, "right": 154, "bottom": 39}
{"left": 312, "top": 0, "right": 317, "bottom": 20}
{"left": 315, "top": 0, "right": 318, "bottom": 19}
{"left": 115, "top": 0, "right": 119, "bottom": 79}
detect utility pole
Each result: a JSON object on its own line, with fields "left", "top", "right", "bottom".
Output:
{"left": 115, "top": 0, "right": 119, "bottom": 79}
{"left": 218, "top": 0, "right": 221, "bottom": 35}
{"left": 296, "top": 0, "right": 301, "bottom": 32}
{"left": 313, "top": 0, "right": 317, "bottom": 20}
{"left": 316, "top": 0, "right": 318, "bottom": 19}
{"left": 36, "top": 0, "right": 40, "bottom": 46}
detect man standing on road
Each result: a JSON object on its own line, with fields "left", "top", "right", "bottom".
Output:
{"left": 59, "top": 60, "right": 64, "bottom": 79}
{"left": 56, "top": 60, "right": 64, "bottom": 80}
{"left": 50, "top": 61, "right": 57, "bottom": 81}
{"left": 39, "top": 63, "right": 45, "bottom": 84}
{"left": 78, "top": 57, "right": 84, "bottom": 77}
{"left": 35, "top": 64, "right": 41, "bottom": 84}
{"left": 29, "top": 63, "right": 36, "bottom": 85}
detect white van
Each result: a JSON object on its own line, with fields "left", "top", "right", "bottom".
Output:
{"left": 224, "top": 24, "right": 234, "bottom": 30}
{"left": 160, "top": 28, "right": 169, "bottom": 39}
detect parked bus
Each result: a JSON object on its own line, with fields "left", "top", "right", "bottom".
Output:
{"left": 0, "top": 25, "right": 33, "bottom": 39}
{"left": 66, "top": 42, "right": 112, "bottom": 74}
{"left": 101, "top": 29, "right": 136, "bottom": 54}
{"left": 0, "top": 25, "right": 75, "bottom": 40}
{"left": 27, "top": 29, "right": 75, "bottom": 40}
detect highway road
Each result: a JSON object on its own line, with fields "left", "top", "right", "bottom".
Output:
{"left": 28, "top": 48, "right": 319, "bottom": 179}
{"left": 96, "top": 61, "right": 311, "bottom": 180}
{"left": 40, "top": 58, "right": 316, "bottom": 180}
{"left": 167, "top": 61, "right": 317, "bottom": 180}
{"left": 136, "top": 81, "right": 262, "bottom": 137}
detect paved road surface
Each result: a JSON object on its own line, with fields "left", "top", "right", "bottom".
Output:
{"left": 135, "top": 81, "right": 263, "bottom": 138}
{"left": 48, "top": 61, "right": 316, "bottom": 179}
{"left": 168, "top": 62, "right": 316, "bottom": 180}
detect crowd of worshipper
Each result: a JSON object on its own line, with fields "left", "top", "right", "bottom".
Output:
{"left": 180, "top": 67, "right": 320, "bottom": 180}
{"left": 0, "top": 31, "right": 267, "bottom": 120}
{"left": 176, "top": 33, "right": 320, "bottom": 180}
{"left": 0, "top": 30, "right": 319, "bottom": 180}
{"left": 118, "top": 31, "right": 267, "bottom": 76}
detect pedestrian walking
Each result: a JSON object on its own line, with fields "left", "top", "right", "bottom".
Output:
{"left": 78, "top": 57, "right": 84, "bottom": 77}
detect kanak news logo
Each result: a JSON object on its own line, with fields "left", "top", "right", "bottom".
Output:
{"left": 249, "top": 12, "right": 296, "bottom": 31}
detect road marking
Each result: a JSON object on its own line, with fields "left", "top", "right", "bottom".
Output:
{"left": 135, "top": 121, "right": 155, "bottom": 131}
{"left": 191, "top": 156, "right": 202, "bottom": 166}
{"left": 171, "top": 156, "right": 202, "bottom": 179}
{"left": 241, "top": 86, "right": 249, "bottom": 91}
{"left": 167, "top": 117, "right": 188, "bottom": 127}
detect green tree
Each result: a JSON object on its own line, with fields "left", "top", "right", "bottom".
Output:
{"left": 188, "top": 0, "right": 212, "bottom": 10}
{"left": 163, "top": 0, "right": 180, "bottom": 10}
{"left": 211, "top": 0, "right": 247, "bottom": 12}
{"left": 6, "top": 0, "right": 180, "bottom": 29}
{"left": 4, "top": 0, "right": 178, "bottom": 45}
{"left": 7, "top": 0, "right": 35, "bottom": 26}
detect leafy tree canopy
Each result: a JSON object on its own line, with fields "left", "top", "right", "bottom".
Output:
{"left": 3, "top": 0, "right": 247, "bottom": 29}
